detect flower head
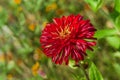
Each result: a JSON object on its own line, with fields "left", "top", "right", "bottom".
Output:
{"left": 32, "top": 62, "right": 47, "bottom": 78}
{"left": 28, "top": 23, "right": 36, "bottom": 31}
{"left": 40, "top": 14, "right": 96, "bottom": 65}
{"left": 14, "top": 0, "right": 21, "bottom": 4}
{"left": 32, "top": 62, "right": 40, "bottom": 76}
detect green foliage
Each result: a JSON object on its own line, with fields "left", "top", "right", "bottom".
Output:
{"left": 113, "top": 51, "right": 120, "bottom": 58}
{"left": 29, "top": 75, "right": 43, "bottom": 80}
{"left": 115, "top": 15, "right": 120, "bottom": 31}
{"left": 0, "top": 8, "right": 8, "bottom": 27}
{"left": 113, "top": 63, "right": 120, "bottom": 75}
{"left": 69, "top": 60, "right": 77, "bottom": 69}
{"left": 0, "top": 74, "right": 6, "bottom": 80}
{"left": 0, "top": 0, "right": 120, "bottom": 80}
{"left": 115, "top": 0, "right": 120, "bottom": 13}
{"left": 89, "top": 62, "right": 103, "bottom": 80}
{"left": 85, "top": 0, "right": 103, "bottom": 12}
{"left": 7, "top": 61, "right": 15, "bottom": 71}
{"left": 106, "top": 36, "right": 120, "bottom": 49}
{"left": 94, "top": 29, "right": 117, "bottom": 39}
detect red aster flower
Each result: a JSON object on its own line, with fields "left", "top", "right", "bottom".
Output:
{"left": 40, "top": 14, "right": 96, "bottom": 65}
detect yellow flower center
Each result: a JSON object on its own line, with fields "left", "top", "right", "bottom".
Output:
{"left": 58, "top": 26, "right": 71, "bottom": 38}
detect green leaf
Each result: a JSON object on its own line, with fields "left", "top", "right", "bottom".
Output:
{"left": 85, "top": 0, "right": 103, "bottom": 12}
{"left": 94, "top": 29, "right": 117, "bottom": 39}
{"left": 34, "top": 0, "right": 43, "bottom": 12}
{"left": 19, "top": 13, "right": 26, "bottom": 26}
{"left": 106, "top": 36, "right": 120, "bottom": 49}
{"left": 0, "top": 74, "right": 6, "bottom": 80}
{"left": 115, "top": 15, "right": 120, "bottom": 31}
{"left": 69, "top": 60, "right": 77, "bottom": 69}
{"left": 0, "top": 7, "right": 8, "bottom": 27}
{"left": 115, "top": 0, "right": 120, "bottom": 13}
{"left": 110, "top": 10, "right": 119, "bottom": 21}
{"left": 113, "top": 51, "right": 120, "bottom": 58}
{"left": 29, "top": 75, "right": 43, "bottom": 80}
{"left": 113, "top": 63, "right": 120, "bottom": 75}
{"left": 89, "top": 62, "right": 103, "bottom": 80}
{"left": 7, "top": 61, "right": 15, "bottom": 71}
{"left": 80, "top": 77, "right": 86, "bottom": 80}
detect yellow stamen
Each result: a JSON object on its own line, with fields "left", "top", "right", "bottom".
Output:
{"left": 58, "top": 26, "right": 71, "bottom": 38}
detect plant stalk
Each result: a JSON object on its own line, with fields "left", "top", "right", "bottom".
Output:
{"left": 79, "top": 62, "right": 90, "bottom": 80}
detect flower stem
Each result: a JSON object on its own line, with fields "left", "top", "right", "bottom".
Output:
{"left": 79, "top": 62, "right": 90, "bottom": 80}
{"left": 82, "top": 67, "right": 89, "bottom": 80}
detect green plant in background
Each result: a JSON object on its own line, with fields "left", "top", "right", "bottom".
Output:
{"left": 0, "top": 0, "right": 120, "bottom": 80}
{"left": 85, "top": 0, "right": 103, "bottom": 12}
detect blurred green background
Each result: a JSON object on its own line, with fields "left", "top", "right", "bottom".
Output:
{"left": 0, "top": 0, "right": 120, "bottom": 80}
